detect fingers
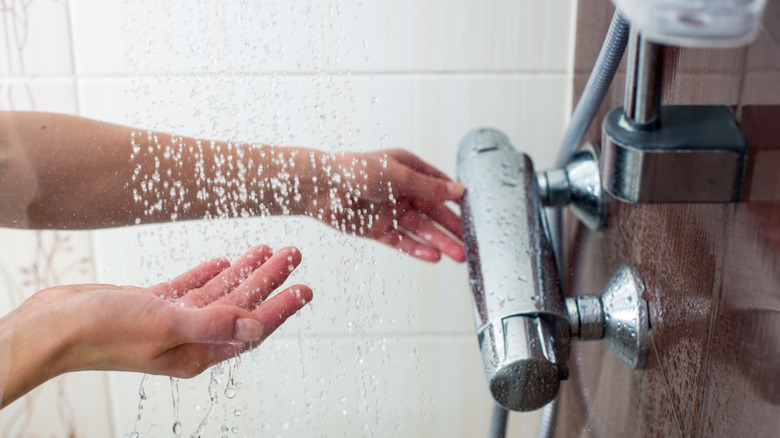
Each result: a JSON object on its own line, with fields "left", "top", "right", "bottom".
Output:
{"left": 397, "top": 209, "right": 466, "bottom": 262}
{"left": 373, "top": 196, "right": 465, "bottom": 262}
{"left": 411, "top": 198, "right": 464, "bottom": 241}
{"left": 374, "top": 207, "right": 465, "bottom": 263}
{"left": 378, "top": 228, "right": 441, "bottom": 262}
{"left": 249, "top": 284, "right": 313, "bottom": 339}
{"left": 382, "top": 149, "right": 451, "bottom": 180}
{"left": 165, "top": 304, "right": 258, "bottom": 343}
{"left": 214, "top": 246, "right": 302, "bottom": 309}
{"left": 171, "top": 282, "right": 311, "bottom": 345}
{"left": 211, "top": 284, "right": 313, "bottom": 354}
{"left": 161, "top": 284, "right": 313, "bottom": 376}
{"left": 146, "top": 258, "right": 231, "bottom": 300}
{"left": 177, "top": 245, "right": 273, "bottom": 307}
{"left": 390, "top": 165, "right": 465, "bottom": 203}
{"left": 377, "top": 150, "right": 464, "bottom": 203}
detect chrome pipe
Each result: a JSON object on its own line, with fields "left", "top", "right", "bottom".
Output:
{"left": 623, "top": 29, "right": 664, "bottom": 129}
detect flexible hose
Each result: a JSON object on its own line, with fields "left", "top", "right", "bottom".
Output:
{"left": 537, "top": 396, "right": 560, "bottom": 438}
{"left": 487, "top": 8, "right": 630, "bottom": 438}
{"left": 554, "top": 9, "right": 630, "bottom": 168}
{"left": 539, "top": 8, "right": 631, "bottom": 438}
{"left": 490, "top": 403, "right": 509, "bottom": 438}
{"left": 549, "top": 8, "right": 630, "bottom": 270}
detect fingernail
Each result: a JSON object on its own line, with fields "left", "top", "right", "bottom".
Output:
{"left": 234, "top": 318, "right": 263, "bottom": 341}
{"left": 447, "top": 181, "right": 465, "bottom": 198}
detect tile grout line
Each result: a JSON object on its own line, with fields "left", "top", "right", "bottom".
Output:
{"left": 273, "top": 331, "right": 477, "bottom": 341}
{"left": 694, "top": 206, "right": 731, "bottom": 438}
{"left": 651, "top": 332, "right": 686, "bottom": 438}
{"left": 564, "top": 0, "right": 579, "bottom": 124}
{"left": 0, "top": 71, "right": 569, "bottom": 82}
{"left": 63, "top": 0, "right": 81, "bottom": 116}
{"left": 62, "top": 1, "right": 118, "bottom": 436}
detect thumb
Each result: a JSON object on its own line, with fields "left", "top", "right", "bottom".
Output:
{"left": 167, "top": 305, "right": 263, "bottom": 344}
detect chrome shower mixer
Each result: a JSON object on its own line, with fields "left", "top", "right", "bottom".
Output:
{"left": 458, "top": 128, "right": 649, "bottom": 411}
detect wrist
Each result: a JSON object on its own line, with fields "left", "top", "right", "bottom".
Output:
{"left": 0, "top": 300, "right": 78, "bottom": 407}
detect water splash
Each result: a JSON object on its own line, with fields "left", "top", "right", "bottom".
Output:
{"left": 127, "top": 375, "right": 149, "bottom": 438}
{"left": 170, "top": 377, "right": 181, "bottom": 438}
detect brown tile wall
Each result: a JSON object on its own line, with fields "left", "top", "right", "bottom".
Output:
{"left": 554, "top": 1, "right": 780, "bottom": 436}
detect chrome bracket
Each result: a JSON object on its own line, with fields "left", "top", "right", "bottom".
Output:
{"left": 602, "top": 105, "right": 747, "bottom": 203}
{"left": 602, "top": 27, "right": 747, "bottom": 204}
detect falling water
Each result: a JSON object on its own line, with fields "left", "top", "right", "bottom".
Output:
{"left": 117, "top": 0, "right": 424, "bottom": 436}
{"left": 0, "top": 0, "right": 580, "bottom": 435}
{"left": 0, "top": 0, "right": 486, "bottom": 435}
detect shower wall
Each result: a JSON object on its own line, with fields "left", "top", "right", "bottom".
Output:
{"left": 554, "top": 1, "right": 780, "bottom": 437}
{"left": 0, "top": 1, "right": 574, "bottom": 436}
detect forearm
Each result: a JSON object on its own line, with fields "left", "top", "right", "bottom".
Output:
{"left": 0, "top": 111, "right": 318, "bottom": 229}
{"left": 0, "top": 111, "right": 466, "bottom": 261}
{"left": 123, "top": 126, "right": 320, "bottom": 225}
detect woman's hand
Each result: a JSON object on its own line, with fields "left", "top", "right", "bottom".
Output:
{"left": 298, "top": 149, "right": 466, "bottom": 263}
{"left": 0, "top": 245, "right": 312, "bottom": 407}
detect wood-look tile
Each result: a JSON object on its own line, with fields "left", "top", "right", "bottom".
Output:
{"left": 741, "top": 27, "right": 780, "bottom": 105}
{"left": 740, "top": 105, "right": 780, "bottom": 201}
{"left": 558, "top": 1, "right": 780, "bottom": 437}
{"left": 698, "top": 204, "right": 780, "bottom": 437}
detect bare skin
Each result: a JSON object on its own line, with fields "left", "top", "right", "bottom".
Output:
{"left": 0, "top": 111, "right": 465, "bottom": 262}
{"left": 0, "top": 111, "right": 465, "bottom": 408}
{"left": 0, "top": 245, "right": 312, "bottom": 407}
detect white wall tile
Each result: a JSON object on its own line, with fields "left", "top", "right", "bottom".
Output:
{"left": 106, "top": 336, "right": 540, "bottom": 438}
{"left": 89, "top": 217, "right": 475, "bottom": 336}
{"left": 0, "top": 80, "right": 78, "bottom": 112}
{"left": 0, "top": 371, "right": 114, "bottom": 438}
{"left": 70, "top": 0, "right": 573, "bottom": 75}
{"left": 81, "top": 72, "right": 567, "bottom": 335}
{"left": 1, "top": 0, "right": 573, "bottom": 436}
{"left": 0, "top": 0, "right": 73, "bottom": 76}
{"left": 0, "top": 229, "right": 94, "bottom": 311}
{"left": 0, "top": 229, "right": 112, "bottom": 437}
{"left": 76, "top": 74, "right": 568, "bottom": 170}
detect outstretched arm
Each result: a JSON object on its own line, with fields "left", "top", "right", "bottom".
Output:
{"left": 0, "top": 111, "right": 464, "bottom": 262}
{"left": 0, "top": 245, "right": 312, "bottom": 408}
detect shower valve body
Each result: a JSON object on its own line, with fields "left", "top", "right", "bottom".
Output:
{"left": 458, "top": 128, "right": 650, "bottom": 412}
